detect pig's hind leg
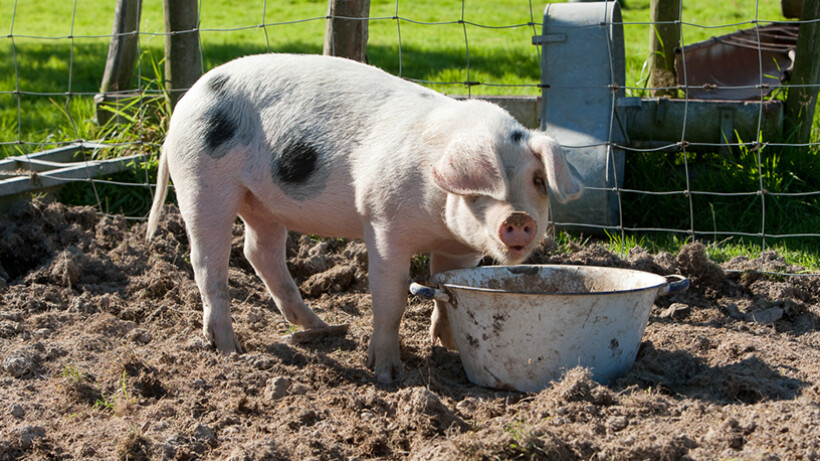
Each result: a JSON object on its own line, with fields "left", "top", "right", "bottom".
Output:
{"left": 176, "top": 183, "right": 244, "bottom": 354}
{"left": 238, "top": 194, "right": 329, "bottom": 330}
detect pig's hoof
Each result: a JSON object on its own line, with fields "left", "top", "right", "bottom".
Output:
{"left": 206, "top": 326, "right": 243, "bottom": 354}
{"left": 431, "top": 330, "right": 459, "bottom": 351}
{"left": 367, "top": 351, "right": 402, "bottom": 384}
{"left": 430, "top": 311, "right": 458, "bottom": 351}
{"left": 283, "top": 324, "right": 349, "bottom": 345}
{"left": 374, "top": 363, "right": 402, "bottom": 384}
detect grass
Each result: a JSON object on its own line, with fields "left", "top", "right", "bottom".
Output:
{"left": 0, "top": 0, "right": 818, "bottom": 269}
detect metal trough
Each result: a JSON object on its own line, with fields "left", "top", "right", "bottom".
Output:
{"left": 676, "top": 23, "right": 798, "bottom": 101}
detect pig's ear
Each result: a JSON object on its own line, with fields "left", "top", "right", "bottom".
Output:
{"left": 432, "top": 136, "right": 507, "bottom": 200}
{"left": 529, "top": 135, "right": 584, "bottom": 204}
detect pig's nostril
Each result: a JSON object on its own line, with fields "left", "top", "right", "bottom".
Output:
{"left": 499, "top": 212, "right": 537, "bottom": 250}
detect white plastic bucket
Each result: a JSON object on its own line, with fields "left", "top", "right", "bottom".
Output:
{"left": 411, "top": 265, "right": 688, "bottom": 392}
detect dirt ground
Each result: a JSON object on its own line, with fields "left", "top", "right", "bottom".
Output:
{"left": 1, "top": 200, "right": 818, "bottom": 460}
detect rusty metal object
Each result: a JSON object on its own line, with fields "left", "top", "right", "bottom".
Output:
{"left": 675, "top": 23, "right": 799, "bottom": 100}
{"left": 782, "top": 0, "right": 804, "bottom": 18}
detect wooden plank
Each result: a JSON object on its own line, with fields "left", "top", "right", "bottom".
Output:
{"left": 0, "top": 144, "right": 89, "bottom": 171}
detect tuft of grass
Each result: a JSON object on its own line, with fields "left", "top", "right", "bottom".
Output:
{"left": 597, "top": 231, "right": 820, "bottom": 273}
{"left": 622, "top": 116, "right": 820, "bottom": 258}
{"left": 59, "top": 364, "right": 136, "bottom": 415}
{"left": 60, "top": 364, "right": 104, "bottom": 408}
{"left": 94, "top": 371, "right": 136, "bottom": 415}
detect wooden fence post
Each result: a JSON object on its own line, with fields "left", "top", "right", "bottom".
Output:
{"left": 323, "top": 0, "right": 371, "bottom": 62}
{"left": 95, "top": 0, "right": 142, "bottom": 126}
{"left": 784, "top": 0, "right": 820, "bottom": 146}
{"left": 647, "top": 0, "right": 680, "bottom": 97}
{"left": 163, "top": 0, "right": 202, "bottom": 111}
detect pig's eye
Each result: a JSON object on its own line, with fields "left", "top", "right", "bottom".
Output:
{"left": 533, "top": 175, "right": 548, "bottom": 196}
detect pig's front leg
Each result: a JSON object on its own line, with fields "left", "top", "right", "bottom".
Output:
{"left": 363, "top": 226, "right": 413, "bottom": 384}
{"left": 429, "top": 252, "right": 482, "bottom": 350}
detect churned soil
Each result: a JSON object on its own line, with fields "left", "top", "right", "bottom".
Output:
{"left": 1, "top": 200, "right": 818, "bottom": 460}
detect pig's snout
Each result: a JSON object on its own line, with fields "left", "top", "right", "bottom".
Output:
{"left": 499, "top": 212, "right": 537, "bottom": 251}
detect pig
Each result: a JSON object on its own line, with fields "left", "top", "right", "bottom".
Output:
{"left": 146, "top": 53, "right": 583, "bottom": 383}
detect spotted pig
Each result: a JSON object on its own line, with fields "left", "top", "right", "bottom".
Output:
{"left": 146, "top": 53, "right": 583, "bottom": 383}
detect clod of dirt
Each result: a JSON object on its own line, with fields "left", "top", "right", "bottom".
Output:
{"left": 659, "top": 302, "right": 692, "bottom": 319}
{"left": 2, "top": 350, "right": 37, "bottom": 379}
{"left": 300, "top": 264, "right": 357, "bottom": 298}
{"left": 16, "top": 425, "right": 46, "bottom": 450}
{"left": 547, "top": 367, "right": 601, "bottom": 403}
{"left": 50, "top": 247, "right": 84, "bottom": 287}
{"left": 395, "top": 387, "right": 468, "bottom": 437}
{"left": 628, "top": 246, "right": 677, "bottom": 275}
{"left": 58, "top": 369, "right": 103, "bottom": 409}
{"left": 282, "top": 323, "right": 350, "bottom": 345}
{"left": 192, "top": 423, "right": 217, "bottom": 446}
{"left": 115, "top": 431, "right": 151, "bottom": 461}
{"left": 263, "top": 376, "right": 291, "bottom": 400}
{"left": 0, "top": 320, "right": 22, "bottom": 339}
{"left": 676, "top": 242, "right": 728, "bottom": 289}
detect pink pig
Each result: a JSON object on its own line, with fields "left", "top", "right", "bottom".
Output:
{"left": 146, "top": 53, "right": 583, "bottom": 383}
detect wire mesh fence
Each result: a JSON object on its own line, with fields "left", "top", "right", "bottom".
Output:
{"left": 1, "top": 0, "right": 818, "bottom": 276}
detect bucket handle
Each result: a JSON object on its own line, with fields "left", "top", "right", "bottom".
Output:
{"left": 409, "top": 282, "right": 450, "bottom": 302}
{"left": 658, "top": 275, "right": 689, "bottom": 296}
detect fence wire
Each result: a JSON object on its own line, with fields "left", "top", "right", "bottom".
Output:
{"left": 1, "top": 0, "right": 819, "bottom": 277}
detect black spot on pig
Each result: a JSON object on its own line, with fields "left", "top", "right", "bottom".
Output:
{"left": 208, "top": 73, "right": 230, "bottom": 93}
{"left": 204, "top": 108, "right": 236, "bottom": 152}
{"left": 276, "top": 141, "right": 318, "bottom": 184}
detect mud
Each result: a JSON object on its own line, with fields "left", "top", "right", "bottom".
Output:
{"left": 1, "top": 201, "right": 819, "bottom": 460}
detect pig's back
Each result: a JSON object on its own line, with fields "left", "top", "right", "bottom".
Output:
{"left": 164, "top": 54, "right": 451, "bottom": 237}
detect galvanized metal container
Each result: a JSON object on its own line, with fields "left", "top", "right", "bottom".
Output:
{"left": 534, "top": 1, "right": 626, "bottom": 229}
{"left": 412, "top": 265, "right": 688, "bottom": 392}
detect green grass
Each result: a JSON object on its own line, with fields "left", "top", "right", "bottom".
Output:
{"left": 1, "top": 0, "right": 818, "bottom": 268}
